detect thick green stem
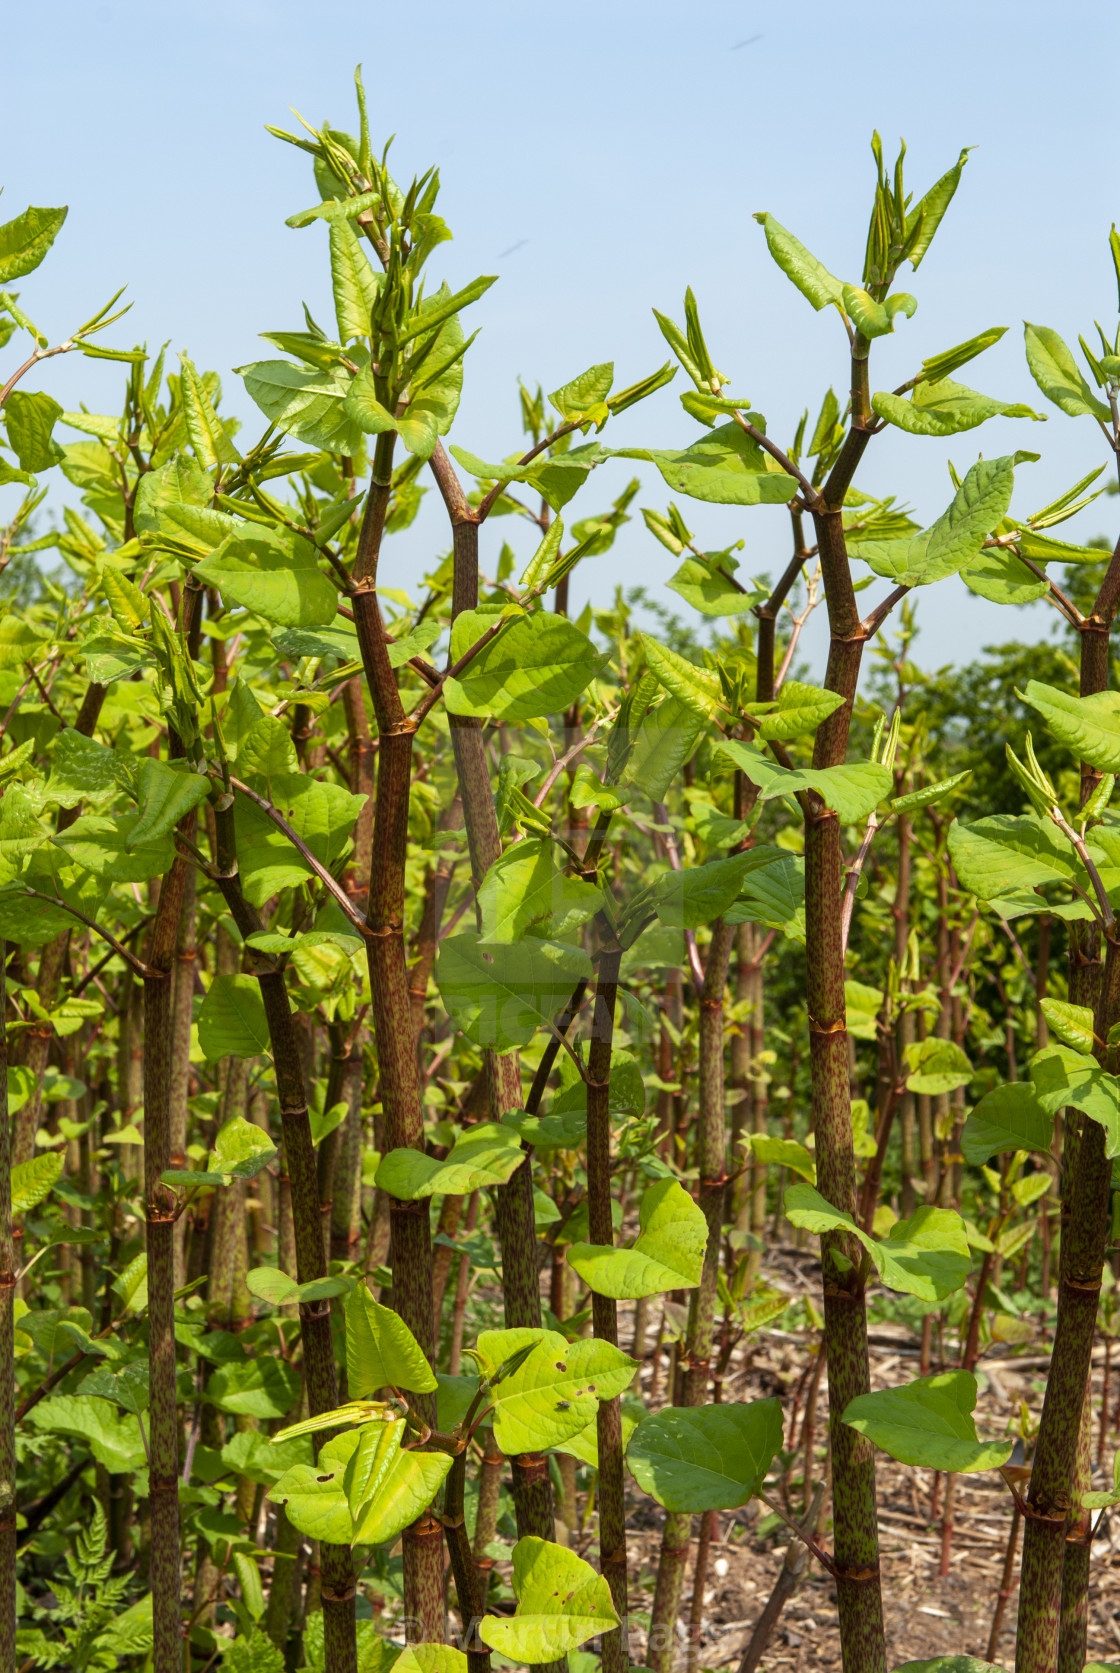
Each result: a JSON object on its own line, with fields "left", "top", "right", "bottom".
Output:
{"left": 587, "top": 945, "right": 628, "bottom": 1673}
{"left": 170, "top": 862, "right": 196, "bottom": 1287}
{"left": 430, "top": 456, "right": 562, "bottom": 1568}
{"left": 210, "top": 807, "right": 357, "bottom": 1672}
{"left": 352, "top": 436, "right": 442, "bottom": 1639}
{"left": 263, "top": 1504, "right": 302, "bottom": 1654}
{"left": 684, "top": 920, "right": 734, "bottom": 1403}
{"left": 650, "top": 924, "right": 733, "bottom": 1670}
{"left": 1058, "top": 1381, "right": 1093, "bottom": 1673}
{"left": 1016, "top": 936, "right": 1120, "bottom": 1673}
{"left": 805, "top": 501, "right": 886, "bottom": 1673}
{"left": 402, "top": 1513, "right": 446, "bottom": 1643}
{"left": 1029, "top": 545, "right": 1120, "bottom": 1669}
{"left": 208, "top": 1057, "right": 252, "bottom": 1328}
{"left": 144, "top": 850, "right": 190, "bottom": 1673}
{"left": 473, "top": 1429, "right": 503, "bottom": 1559}
{"left": 12, "top": 932, "right": 66, "bottom": 1169}
{"left": 443, "top": 1445, "right": 491, "bottom": 1673}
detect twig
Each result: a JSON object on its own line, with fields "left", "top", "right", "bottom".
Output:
{"left": 228, "top": 779, "right": 372, "bottom": 938}
{"left": 21, "top": 887, "right": 156, "bottom": 978}
{"left": 755, "top": 1489, "right": 836, "bottom": 1579}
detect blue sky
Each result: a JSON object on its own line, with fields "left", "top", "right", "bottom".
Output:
{"left": 4, "top": 0, "right": 1119, "bottom": 671}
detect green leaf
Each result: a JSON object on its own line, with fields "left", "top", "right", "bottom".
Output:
{"left": 1024, "top": 323, "right": 1110, "bottom": 421}
{"left": 98, "top": 1595, "right": 155, "bottom": 1662}
{"left": 480, "top": 1537, "right": 619, "bottom": 1662}
{"left": 445, "top": 610, "right": 603, "bottom": 722}
{"left": 724, "top": 848, "right": 806, "bottom": 943}
{"left": 549, "top": 362, "right": 614, "bottom": 424}
{"left": 477, "top": 839, "right": 601, "bottom": 944}
{"left": 329, "top": 217, "right": 379, "bottom": 343}
{"left": 449, "top": 441, "right": 609, "bottom": 513}
{"left": 752, "top": 214, "right": 843, "bottom": 311}
{"left": 717, "top": 740, "right": 891, "bottom": 824}
{"left": 948, "top": 813, "right": 1087, "bottom": 900}
{"left": 0, "top": 789, "right": 47, "bottom": 884}
{"left": 436, "top": 932, "right": 592, "bottom": 1051}
{"left": 376, "top": 1124, "right": 525, "bottom": 1200}
{"left": 894, "top": 1662, "right": 1004, "bottom": 1673}
{"left": 1030, "top": 1045, "right": 1120, "bottom": 1155}
{"left": 905, "top": 148, "right": 971, "bottom": 269}
{"left": 232, "top": 775, "right": 364, "bottom": 908}
{"left": 238, "top": 360, "right": 366, "bottom": 455}
{"left": 4, "top": 390, "right": 62, "bottom": 472}
{"left": 961, "top": 544, "right": 1049, "bottom": 607}
{"left": 0, "top": 205, "right": 67, "bottom": 283}
{"left": 268, "top": 1430, "right": 355, "bottom": 1545}
{"left": 346, "top": 1419, "right": 453, "bottom": 1545}
{"left": 666, "top": 555, "right": 756, "bottom": 617}
{"left": 179, "top": 354, "right": 241, "bottom": 467}
{"left": 913, "top": 328, "right": 1008, "bottom": 387}
{"left": 11, "top": 1151, "right": 63, "bottom": 1215}
{"left": 962, "top": 1081, "right": 1054, "bottom": 1165}
{"left": 0, "top": 888, "right": 74, "bottom": 947}
{"left": 620, "top": 694, "right": 708, "bottom": 803}
{"left": 745, "top": 680, "right": 845, "bottom": 742}
{"left": 475, "top": 1327, "right": 636, "bottom": 1454}
{"left": 626, "top": 1398, "right": 783, "bottom": 1511}
{"left": 210, "top": 1114, "right": 276, "bottom": 1181}
{"left": 1020, "top": 680, "right": 1120, "bottom": 772}
{"left": 549, "top": 1051, "right": 646, "bottom": 1122}
{"left": 642, "top": 852, "right": 762, "bottom": 933}
{"left": 845, "top": 980, "right": 884, "bottom": 1041}
{"left": 346, "top": 1284, "right": 437, "bottom": 1396}
{"left": 905, "top": 1038, "right": 973, "bottom": 1096}
{"left": 128, "top": 758, "right": 212, "bottom": 843}
{"left": 197, "top": 975, "right": 271, "bottom": 1061}
{"left": 392, "top": 1648, "right": 466, "bottom": 1673}
{"left": 343, "top": 365, "right": 445, "bottom": 461}
{"left": 222, "top": 1630, "right": 286, "bottom": 1673}
{"left": 747, "top": 1134, "right": 816, "bottom": 1182}
{"left": 872, "top": 378, "right": 1042, "bottom": 438}
{"left": 245, "top": 1267, "right": 348, "bottom": 1308}
{"left": 843, "top": 1371, "right": 1013, "bottom": 1473}
{"left": 25, "top": 1394, "right": 145, "bottom": 1473}
{"left": 567, "top": 1179, "right": 708, "bottom": 1299}
{"left": 848, "top": 456, "right": 1023, "bottom": 588}
{"left": 398, "top": 275, "right": 496, "bottom": 346}
{"left": 640, "top": 635, "right": 723, "bottom": 719}
{"left": 1018, "top": 529, "right": 1108, "bottom": 566}
{"left": 784, "top": 1183, "right": 969, "bottom": 1301}
{"left": 79, "top": 1361, "right": 150, "bottom": 1414}
{"left": 206, "top": 1357, "right": 300, "bottom": 1419}
{"left": 194, "top": 528, "right": 337, "bottom": 629}
{"left": 841, "top": 285, "right": 917, "bottom": 341}
{"left": 503, "top": 1106, "right": 586, "bottom": 1152}
{"left": 883, "top": 776, "right": 971, "bottom": 816}
{"left": 619, "top": 422, "right": 798, "bottom": 507}
{"left": 1039, "top": 999, "right": 1096, "bottom": 1054}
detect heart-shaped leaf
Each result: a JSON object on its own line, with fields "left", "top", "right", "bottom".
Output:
{"left": 843, "top": 1371, "right": 1013, "bottom": 1473}
{"left": 784, "top": 1184, "right": 970, "bottom": 1302}
{"left": 567, "top": 1179, "right": 708, "bottom": 1299}
{"left": 626, "top": 1398, "right": 783, "bottom": 1511}
{"left": 473, "top": 1327, "right": 636, "bottom": 1455}
{"left": 376, "top": 1124, "right": 525, "bottom": 1201}
{"left": 346, "top": 1284, "right": 437, "bottom": 1397}
{"left": 345, "top": 1419, "right": 453, "bottom": 1544}
{"left": 480, "top": 1537, "right": 619, "bottom": 1661}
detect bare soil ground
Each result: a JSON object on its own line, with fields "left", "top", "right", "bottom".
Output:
{"left": 605, "top": 1243, "right": 1120, "bottom": 1672}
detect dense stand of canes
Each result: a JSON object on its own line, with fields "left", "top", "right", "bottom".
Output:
{"left": 3, "top": 73, "right": 1120, "bottom": 1673}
